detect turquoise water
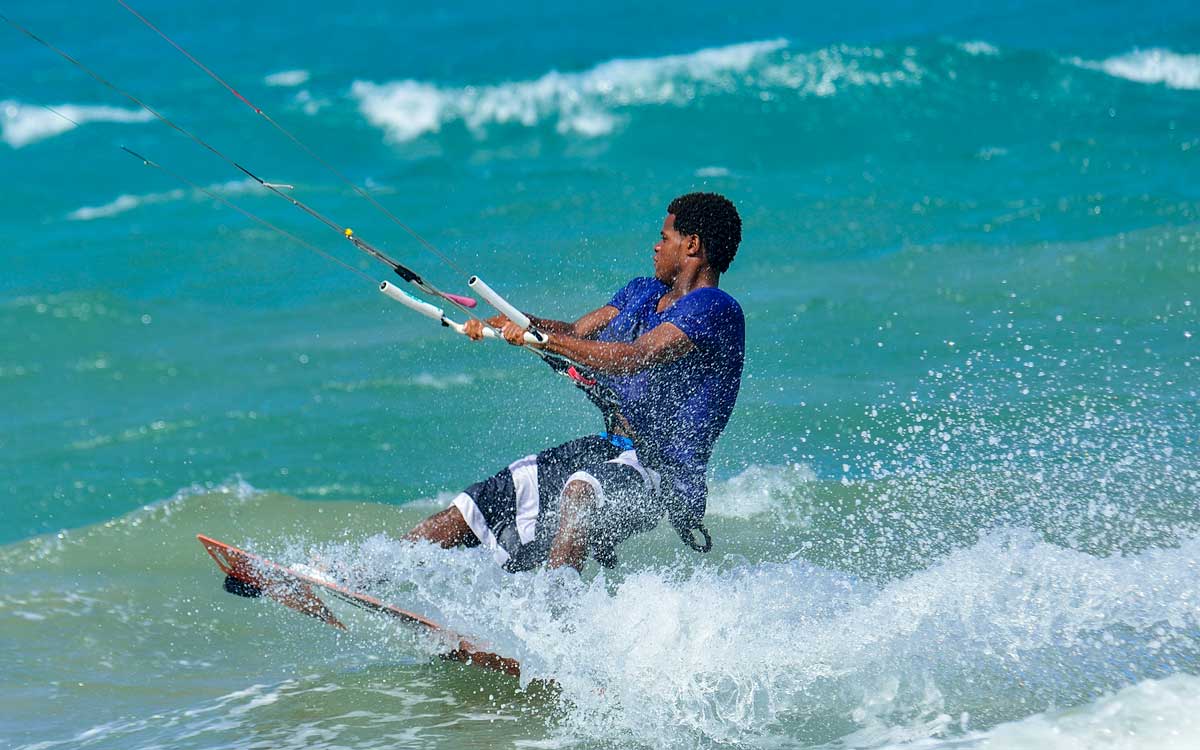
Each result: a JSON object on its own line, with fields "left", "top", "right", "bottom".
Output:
{"left": 2, "top": 1, "right": 1199, "bottom": 748}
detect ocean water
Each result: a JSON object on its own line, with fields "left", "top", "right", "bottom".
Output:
{"left": 2, "top": 0, "right": 1198, "bottom": 748}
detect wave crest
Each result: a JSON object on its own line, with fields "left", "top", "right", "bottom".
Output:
{"left": 351, "top": 39, "right": 924, "bottom": 142}
{"left": 326, "top": 527, "right": 1199, "bottom": 747}
{"left": 1, "top": 99, "right": 153, "bottom": 149}
{"left": 1072, "top": 48, "right": 1200, "bottom": 90}
{"left": 264, "top": 69, "right": 309, "bottom": 87}
{"left": 67, "top": 179, "right": 257, "bottom": 221}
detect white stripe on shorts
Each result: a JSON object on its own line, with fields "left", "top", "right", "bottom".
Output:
{"left": 608, "top": 449, "right": 661, "bottom": 493}
{"left": 563, "top": 470, "right": 607, "bottom": 506}
{"left": 562, "top": 449, "right": 659, "bottom": 509}
{"left": 452, "top": 492, "right": 510, "bottom": 566}
{"left": 508, "top": 454, "right": 540, "bottom": 544}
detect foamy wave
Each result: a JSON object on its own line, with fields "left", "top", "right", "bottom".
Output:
{"left": 69, "top": 417, "right": 198, "bottom": 450}
{"left": 293, "top": 89, "right": 330, "bottom": 115}
{"left": 1072, "top": 48, "right": 1200, "bottom": 90}
{"left": 68, "top": 189, "right": 184, "bottom": 221}
{"left": 1, "top": 99, "right": 153, "bottom": 148}
{"left": 264, "top": 69, "right": 310, "bottom": 87}
{"left": 67, "top": 179, "right": 257, "bottom": 221}
{"left": 706, "top": 463, "right": 815, "bottom": 519}
{"left": 322, "top": 373, "right": 475, "bottom": 392}
{"left": 351, "top": 40, "right": 923, "bottom": 141}
{"left": 958, "top": 40, "right": 1000, "bottom": 57}
{"left": 512, "top": 530, "right": 1200, "bottom": 746}
{"left": 929, "top": 674, "right": 1200, "bottom": 750}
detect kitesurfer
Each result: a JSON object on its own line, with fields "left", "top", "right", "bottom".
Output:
{"left": 404, "top": 192, "right": 745, "bottom": 571}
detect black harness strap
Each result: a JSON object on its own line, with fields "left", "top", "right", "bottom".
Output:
{"left": 539, "top": 355, "right": 628, "bottom": 437}
{"left": 678, "top": 524, "right": 713, "bottom": 553}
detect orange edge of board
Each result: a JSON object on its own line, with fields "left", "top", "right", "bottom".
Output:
{"left": 197, "top": 534, "right": 521, "bottom": 677}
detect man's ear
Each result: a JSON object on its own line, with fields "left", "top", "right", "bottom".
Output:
{"left": 686, "top": 233, "right": 703, "bottom": 257}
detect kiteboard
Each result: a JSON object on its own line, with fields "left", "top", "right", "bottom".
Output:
{"left": 197, "top": 534, "right": 520, "bottom": 676}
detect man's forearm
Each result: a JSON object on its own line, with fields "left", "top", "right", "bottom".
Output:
{"left": 526, "top": 315, "right": 578, "bottom": 336}
{"left": 542, "top": 321, "right": 694, "bottom": 374}
{"left": 543, "top": 334, "right": 645, "bottom": 374}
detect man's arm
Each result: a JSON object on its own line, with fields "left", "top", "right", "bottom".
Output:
{"left": 464, "top": 305, "right": 617, "bottom": 341}
{"left": 528, "top": 305, "right": 618, "bottom": 339}
{"left": 541, "top": 322, "right": 694, "bottom": 374}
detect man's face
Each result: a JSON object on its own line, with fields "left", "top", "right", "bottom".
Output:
{"left": 654, "top": 214, "right": 688, "bottom": 283}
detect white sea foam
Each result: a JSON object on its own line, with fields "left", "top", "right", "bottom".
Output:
{"left": 322, "top": 372, "right": 475, "bottom": 393}
{"left": 293, "top": 89, "right": 330, "bottom": 115}
{"left": 889, "top": 674, "right": 1200, "bottom": 750}
{"left": 982, "top": 675, "right": 1200, "bottom": 749}
{"left": 264, "top": 69, "right": 310, "bottom": 87}
{"left": 351, "top": 40, "right": 923, "bottom": 142}
{"left": 67, "top": 179, "right": 257, "bottom": 221}
{"left": 1072, "top": 48, "right": 1200, "bottom": 90}
{"left": 959, "top": 40, "right": 1000, "bottom": 57}
{"left": 550, "top": 530, "right": 1200, "bottom": 746}
{"left": 281, "top": 523, "right": 1200, "bottom": 748}
{"left": 67, "top": 190, "right": 184, "bottom": 221}
{"left": 0, "top": 99, "right": 153, "bottom": 148}
{"left": 706, "top": 463, "right": 815, "bottom": 519}
{"left": 9, "top": 482, "right": 1198, "bottom": 749}
{"left": 411, "top": 372, "right": 475, "bottom": 390}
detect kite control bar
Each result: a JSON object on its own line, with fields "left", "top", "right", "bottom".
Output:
{"left": 379, "top": 281, "right": 540, "bottom": 344}
{"left": 468, "top": 276, "right": 549, "bottom": 344}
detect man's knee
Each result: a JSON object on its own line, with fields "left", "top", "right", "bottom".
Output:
{"left": 560, "top": 479, "right": 597, "bottom": 517}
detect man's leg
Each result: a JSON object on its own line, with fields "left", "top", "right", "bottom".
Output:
{"left": 549, "top": 454, "right": 663, "bottom": 571}
{"left": 403, "top": 506, "right": 475, "bottom": 548}
{"left": 547, "top": 478, "right": 596, "bottom": 570}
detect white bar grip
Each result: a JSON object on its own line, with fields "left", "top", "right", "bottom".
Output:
{"left": 442, "top": 319, "right": 491, "bottom": 338}
{"left": 381, "top": 281, "right": 521, "bottom": 341}
{"left": 468, "top": 275, "right": 548, "bottom": 343}
{"left": 380, "top": 281, "right": 443, "bottom": 321}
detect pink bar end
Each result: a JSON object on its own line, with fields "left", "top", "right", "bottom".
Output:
{"left": 441, "top": 292, "right": 477, "bottom": 309}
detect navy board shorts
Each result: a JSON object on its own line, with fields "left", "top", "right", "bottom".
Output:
{"left": 452, "top": 434, "right": 664, "bottom": 571}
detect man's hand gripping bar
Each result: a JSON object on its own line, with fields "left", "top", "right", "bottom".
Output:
{"left": 467, "top": 276, "right": 550, "bottom": 344}
{"left": 379, "top": 281, "right": 540, "bottom": 344}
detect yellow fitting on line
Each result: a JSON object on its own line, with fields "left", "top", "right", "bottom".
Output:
{"left": 344, "top": 228, "right": 353, "bottom": 237}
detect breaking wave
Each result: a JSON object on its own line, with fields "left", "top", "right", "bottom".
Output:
{"left": 958, "top": 40, "right": 1000, "bottom": 57}
{"left": 301, "top": 526, "right": 1200, "bottom": 748}
{"left": 350, "top": 39, "right": 924, "bottom": 141}
{"left": 66, "top": 178, "right": 258, "bottom": 221}
{"left": 705, "top": 462, "right": 815, "bottom": 520}
{"left": 0, "top": 99, "right": 153, "bottom": 149}
{"left": 904, "top": 674, "right": 1200, "bottom": 750}
{"left": 264, "top": 69, "right": 310, "bottom": 87}
{"left": 4, "top": 465, "right": 1200, "bottom": 748}
{"left": 1071, "top": 48, "right": 1200, "bottom": 90}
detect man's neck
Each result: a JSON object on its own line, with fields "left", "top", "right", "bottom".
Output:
{"left": 665, "top": 265, "right": 719, "bottom": 302}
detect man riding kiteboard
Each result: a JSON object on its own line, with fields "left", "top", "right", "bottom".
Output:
{"left": 404, "top": 192, "right": 745, "bottom": 572}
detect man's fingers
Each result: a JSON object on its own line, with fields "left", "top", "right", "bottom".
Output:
{"left": 501, "top": 321, "right": 527, "bottom": 345}
{"left": 463, "top": 315, "right": 526, "bottom": 345}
